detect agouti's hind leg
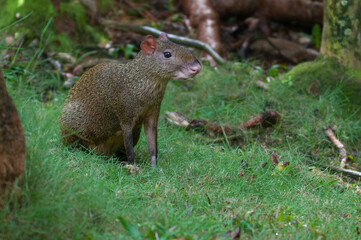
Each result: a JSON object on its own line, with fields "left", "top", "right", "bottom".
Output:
{"left": 61, "top": 129, "right": 81, "bottom": 146}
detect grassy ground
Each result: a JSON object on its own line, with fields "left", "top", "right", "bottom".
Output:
{"left": 1, "top": 59, "right": 361, "bottom": 239}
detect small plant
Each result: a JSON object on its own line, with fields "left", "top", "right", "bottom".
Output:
{"left": 281, "top": 75, "right": 293, "bottom": 86}
{"left": 168, "top": 0, "right": 174, "bottom": 13}
{"left": 122, "top": 44, "right": 137, "bottom": 59}
{"left": 268, "top": 64, "right": 287, "bottom": 78}
{"left": 118, "top": 216, "right": 143, "bottom": 240}
{"left": 312, "top": 24, "right": 322, "bottom": 49}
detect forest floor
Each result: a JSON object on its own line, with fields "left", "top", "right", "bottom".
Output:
{"left": 1, "top": 57, "right": 361, "bottom": 239}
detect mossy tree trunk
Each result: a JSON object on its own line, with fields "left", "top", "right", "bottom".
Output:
{"left": 321, "top": 0, "right": 361, "bottom": 69}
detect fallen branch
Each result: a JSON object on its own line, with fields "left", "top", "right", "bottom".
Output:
{"left": 164, "top": 111, "right": 233, "bottom": 137}
{"left": 242, "top": 109, "right": 280, "bottom": 129}
{"left": 323, "top": 125, "right": 347, "bottom": 168}
{"left": 101, "top": 19, "right": 226, "bottom": 65}
{"left": 165, "top": 109, "right": 280, "bottom": 138}
{"left": 305, "top": 159, "right": 361, "bottom": 180}
{"left": 325, "top": 165, "right": 361, "bottom": 180}
{"left": 251, "top": 38, "right": 319, "bottom": 64}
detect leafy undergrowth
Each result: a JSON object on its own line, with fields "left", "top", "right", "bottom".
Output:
{"left": 1, "top": 59, "right": 361, "bottom": 239}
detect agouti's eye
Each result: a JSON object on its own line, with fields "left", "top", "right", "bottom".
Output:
{"left": 164, "top": 52, "right": 172, "bottom": 58}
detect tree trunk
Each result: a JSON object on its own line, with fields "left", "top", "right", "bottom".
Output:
{"left": 321, "top": 0, "right": 361, "bottom": 69}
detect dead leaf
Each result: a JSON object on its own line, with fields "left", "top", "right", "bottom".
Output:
{"left": 124, "top": 164, "right": 140, "bottom": 175}
{"left": 238, "top": 171, "right": 245, "bottom": 177}
{"left": 225, "top": 227, "right": 240, "bottom": 239}
{"left": 270, "top": 151, "right": 279, "bottom": 166}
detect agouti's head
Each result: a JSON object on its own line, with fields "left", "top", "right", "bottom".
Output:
{"left": 139, "top": 33, "right": 202, "bottom": 80}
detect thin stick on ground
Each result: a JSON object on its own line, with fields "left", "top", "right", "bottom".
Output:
{"left": 101, "top": 19, "right": 226, "bottom": 65}
{"left": 323, "top": 125, "right": 348, "bottom": 168}
{"left": 305, "top": 159, "right": 361, "bottom": 180}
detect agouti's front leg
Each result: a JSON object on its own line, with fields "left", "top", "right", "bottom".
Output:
{"left": 122, "top": 125, "right": 136, "bottom": 164}
{"left": 144, "top": 114, "right": 158, "bottom": 166}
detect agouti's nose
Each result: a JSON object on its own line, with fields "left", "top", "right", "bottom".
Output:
{"left": 189, "top": 60, "right": 202, "bottom": 75}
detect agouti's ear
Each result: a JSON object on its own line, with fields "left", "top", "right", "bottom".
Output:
{"left": 141, "top": 35, "right": 157, "bottom": 56}
{"left": 158, "top": 32, "right": 168, "bottom": 41}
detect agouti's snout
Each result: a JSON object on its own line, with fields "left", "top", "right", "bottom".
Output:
{"left": 189, "top": 60, "right": 202, "bottom": 75}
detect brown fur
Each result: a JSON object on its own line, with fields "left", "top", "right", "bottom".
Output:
{"left": 60, "top": 33, "right": 201, "bottom": 166}
{"left": 0, "top": 69, "right": 25, "bottom": 205}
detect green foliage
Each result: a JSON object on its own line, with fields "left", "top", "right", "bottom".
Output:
{"left": 98, "top": 0, "right": 113, "bottom": 13}
{"left": 0, "top": 0, "right": 109, "bottom": 53}
{"left": 1, "top": 55, "right": 361, "bottom": 239}
{"left": 268, "top": 64, "right": 287, "bottom": 78}
{"left": 0, "top": 0, "right": 55, "bottom": 29}
{"left": 170, "top": 14, "right": 182, "bottom": 23}
{"left": 167, "top": 0, "right": 174, "bottom": 13}
{"left": 118, "top": 216, "right": 143, "bottom": 240}
{"left": 312, "top": 24, "right": 322, "bottom": 49}
{"left": 123, "top": 44, "right": 137, "bottom": 59}
{"left": 109, "top": 43, "right": 137, "bottom": 59}
{"left": 59, "top": 1, "right": 87, "bottom": 32}
{"left": 50, "top": 33, "right": 75, "bottom": 52}
{"left": 281, "top": 75, "right": 293, "bottom": 86}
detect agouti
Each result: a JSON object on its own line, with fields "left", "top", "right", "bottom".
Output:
{"left": 0, "top": 69, "right": 25, "bottom": 200}
{"left": 60, "top": 33, "right": 201, "bottom": 166}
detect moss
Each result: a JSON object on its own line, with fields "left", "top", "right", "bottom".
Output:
{"left": 84, "top": 25, "right": 109, "bottom": 44}
{"left": 346, "top": 64, "right": 361, "bottom": 80}
{"left": 0, "top": 1, "right": 18, "bottom": 28}
{"left": 50, "top": 34, "right": 75, "bottom": 52}
{"left": 0, "top": 0, "right": 55, "bottom": 30}
{"left": 0, "top": 0, "right": 110, "bottom": 52}
{"left": 99, "top": 0, "right": 113, "bottom": 13}
{"left": 323, "top": 0, "right": 361, "bottom": 68}
{"left": 283, "top": 57, "right": 361, "bottom": 104}
{"left": 59, "top": 1, "right": 87, "bottom": 32}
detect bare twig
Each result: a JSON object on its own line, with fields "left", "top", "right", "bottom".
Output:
{"left": 305, "top": 159, "right": 361, "bottom": 180}
{"left": 165, "top": 111, "right": 233, "bottom": 138}
{"left": 323, "top": 125, "right": 347, "bottom": 168}
{"left": 101, "top": 19, "right": 226, "bottom": 65}
{"left": 325, "top": 166, "right": 361, "bottom": 180}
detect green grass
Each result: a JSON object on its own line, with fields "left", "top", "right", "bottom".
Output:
{"left": 1, "top": 59, "right": 361, "bottom": 239}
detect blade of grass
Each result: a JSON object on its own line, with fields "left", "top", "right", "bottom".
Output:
{"left": 118, "top": 216, "right": 143, "bottom": 240}
{"left": 0, "top": 12, "right": 32, "bottom": 32}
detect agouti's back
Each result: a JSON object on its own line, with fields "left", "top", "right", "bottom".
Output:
{"left": 60, "top": 33, "right": 201, "bottom": 166}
